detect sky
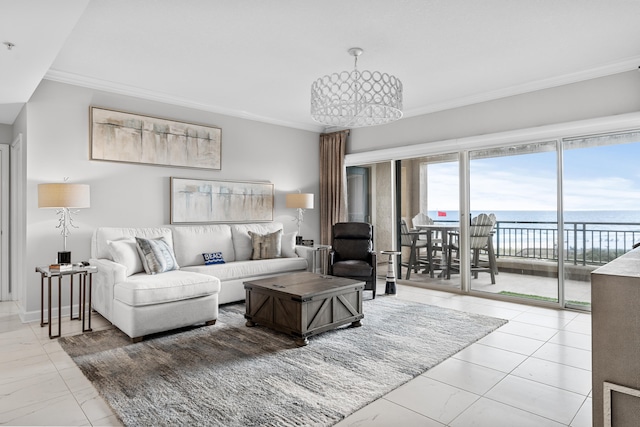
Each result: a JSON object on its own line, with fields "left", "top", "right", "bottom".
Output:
{"left": 426, "top": 140, "right": 640, "bottom": 211}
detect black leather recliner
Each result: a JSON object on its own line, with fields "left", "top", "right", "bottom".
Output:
{"left": 328, "top": 222, "right": 377, "bottom": 298}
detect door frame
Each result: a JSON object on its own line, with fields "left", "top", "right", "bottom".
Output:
{"left": 0, "top": 144, "right": 9, "bottom": 300}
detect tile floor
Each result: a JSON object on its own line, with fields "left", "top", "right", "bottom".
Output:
{"left": 0, "top": 282, "right": 592, "bottom": 426}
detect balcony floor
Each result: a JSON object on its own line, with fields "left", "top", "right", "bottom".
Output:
{"left": 398, "top": 265, "right": 592, "bottom": 307}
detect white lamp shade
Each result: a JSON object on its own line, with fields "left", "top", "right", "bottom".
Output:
{"left": 38, "top": 183, "right": 90, "bottom": 208}
{"left": 286, "top": 193, "right": 314, "bottom": 209}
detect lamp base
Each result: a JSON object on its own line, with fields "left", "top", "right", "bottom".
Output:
{"left": 296, "top": 235, "right": 303, "bottom": 245}
{"left": 58, "top": 251, "right": 71, "bottom": 265}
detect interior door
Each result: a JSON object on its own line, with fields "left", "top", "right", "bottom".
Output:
{"left": 0, "top": 145, "right": 8, "bottom": 300}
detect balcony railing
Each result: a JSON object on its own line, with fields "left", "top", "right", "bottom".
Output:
{"left": 493, "top": 221, "right": 640, "bottom": 265}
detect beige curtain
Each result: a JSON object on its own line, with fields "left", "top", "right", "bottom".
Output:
{"left": 319, "top": 130, "right": 349, "bottom": 245}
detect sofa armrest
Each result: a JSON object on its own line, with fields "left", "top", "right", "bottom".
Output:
{"left": 89, "top": 258, "right": 127, "bottom": 319}
{"left": 294, "top": 245, "right": 312, "bottom": 258}
{"left": 91, "top": 258, "right": 127, "bottom": 283}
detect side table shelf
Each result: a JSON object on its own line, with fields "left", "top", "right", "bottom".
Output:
{"left": 36, "top": 265, "right": 97, "bottom": 339}
{"left": 297, "top": 245, "right": 331, "bottom": 275}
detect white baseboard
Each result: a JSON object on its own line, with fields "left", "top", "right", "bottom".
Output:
{"left": 20, "top": 303, "right": 83, "bottom": 324}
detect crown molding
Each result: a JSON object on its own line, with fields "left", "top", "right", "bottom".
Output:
{"left": 345, "top": 111, "right": 640, "bottom": 166}
{"left": 43, "top": 69, "right": 324, "bottom": 133}
{"left": 403, "top": 56, "right": 640, "bottom": 118}
{"left": 45, "top": 55, "right": 640, "bottom": 134}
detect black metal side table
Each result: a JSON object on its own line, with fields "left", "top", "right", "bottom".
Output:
{"left": 36, "top": 265, "right": 97, "bottom": 339}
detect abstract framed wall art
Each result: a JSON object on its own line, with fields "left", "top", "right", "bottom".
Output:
{"left": 90, "top": 107, "right": 221, "bottom": 170}
{"left": 170, "top": 177, "right": 274, "bottom": 224}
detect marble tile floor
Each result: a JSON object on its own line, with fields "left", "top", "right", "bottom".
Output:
{"left": 0, "top": 282, "right": 592, "bottom": 426}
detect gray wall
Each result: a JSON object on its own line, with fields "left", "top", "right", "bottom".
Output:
{"left": 349, "top": 70, "right": 640, "bottom": 152}
{"left": 0, "top": 124, "right": 12, "bottom": 142}
{"left": 373, "top": 162, "right": 392, "bottom": 254}
{"left": 21, "top": 80, "right": 319, "bottom": 319}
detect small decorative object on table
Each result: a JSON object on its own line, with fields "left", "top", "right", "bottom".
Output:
{"left": 380, "top": 250, "right": 401, "bottom": 295}
{"left": 49, "top": 263, "right": 73, "bottom": 273}
{"left": 301, "top": 239, "right": 314, "bottom": 247}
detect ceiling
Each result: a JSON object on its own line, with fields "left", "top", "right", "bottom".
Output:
{"left": 2, "top": 0, "right": 640, "bottom": 132}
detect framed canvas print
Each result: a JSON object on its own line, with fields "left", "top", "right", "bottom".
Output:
{"left": 90, "top": 107, "right": 221, "bottom": 170}
{"left": 170, "top": 177, "right": 274, "bottom": 224}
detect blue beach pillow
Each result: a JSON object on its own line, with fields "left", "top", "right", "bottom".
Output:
{"left": 203, "top": 252, "right": 225, "bottom": 265}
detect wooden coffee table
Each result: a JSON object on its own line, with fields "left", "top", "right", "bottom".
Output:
{"left": 244, "top": 272, "right": 364, "bottom": 346}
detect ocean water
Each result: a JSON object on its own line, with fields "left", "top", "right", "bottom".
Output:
{"left": 428, "top": 210, "right": 640, "bottom": 226}
{"left": 427, "top": 210, "right": 640, "bottom": 252}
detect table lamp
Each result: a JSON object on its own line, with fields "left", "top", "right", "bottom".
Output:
{"left": 286, "top": 193, "right": 314, "bottom": 244}
{"left": 38, "top": 182, "right": 90, "bottom": 264}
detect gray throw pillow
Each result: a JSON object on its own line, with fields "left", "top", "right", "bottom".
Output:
{"left": 135, "top": 237, "right": 180, "bottom": 274}
{"left": 249, "top": 230, "right": 282, "bottom": 260}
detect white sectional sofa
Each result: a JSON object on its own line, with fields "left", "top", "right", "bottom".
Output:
{"left": 90, "top": 222, "right": 308, "bottom": 341}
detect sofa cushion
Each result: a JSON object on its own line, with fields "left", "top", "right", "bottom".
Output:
{"left": 172, "top": 225, "right": 235, "bottom": 266}
{"left": 231, "top": 223, "right": 284, "bottom": 261}
{"left": 107, "top": 238, "right": 144, "bottom": 276}
{"left": 249, "top": 230, "right": 282, "bottom": 260}
{"left": 114, "top": 271, "right": 220, "bottom": 307}
{"left": 92, "top": 227, "right": 173, "bottom": 260}
{"left": 181, "top": 257, "right": 307, "bottom": 281}
{"left": 135, "top": 237, "right": 180, "bottom": 274}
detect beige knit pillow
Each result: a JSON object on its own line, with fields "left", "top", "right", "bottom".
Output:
{"left": 248, "top": 230, "right": 282, "bottom": 260}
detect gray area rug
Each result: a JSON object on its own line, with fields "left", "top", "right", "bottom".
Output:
{"left": 59, "top": 297, "right": 507, "bottom": 426}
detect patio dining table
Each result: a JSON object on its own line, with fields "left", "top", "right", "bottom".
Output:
{"left": 415, "top": 223, "right": 460, "bottom": 278}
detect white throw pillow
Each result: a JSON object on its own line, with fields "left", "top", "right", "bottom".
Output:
{"left": 281, "top": 232, "right": 298, "bottom": 258}
{"left": 107, "top": 238, "right": 144, "bottom": 276}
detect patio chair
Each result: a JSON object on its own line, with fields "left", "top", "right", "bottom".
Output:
{"left": 400, "top": 219, "right": 436, "bottom": 279}
{"left": 412, "top": 212, "right": 444, "bottom": 256}
{"left": 448, "top": 213, "right": 497, "bottom": 284}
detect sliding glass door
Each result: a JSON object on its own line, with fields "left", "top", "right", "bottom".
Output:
{"left": 345, "top": 126, "right": 640, "bottom": 311}
{"left": 468, "top": 142, "right": 559, "bottom": 302}
{"left": 562, "top": 131, "right": 640, "bottom": 309}
{"left": 399, "top": 154, "right": 460, "bottom": 289}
